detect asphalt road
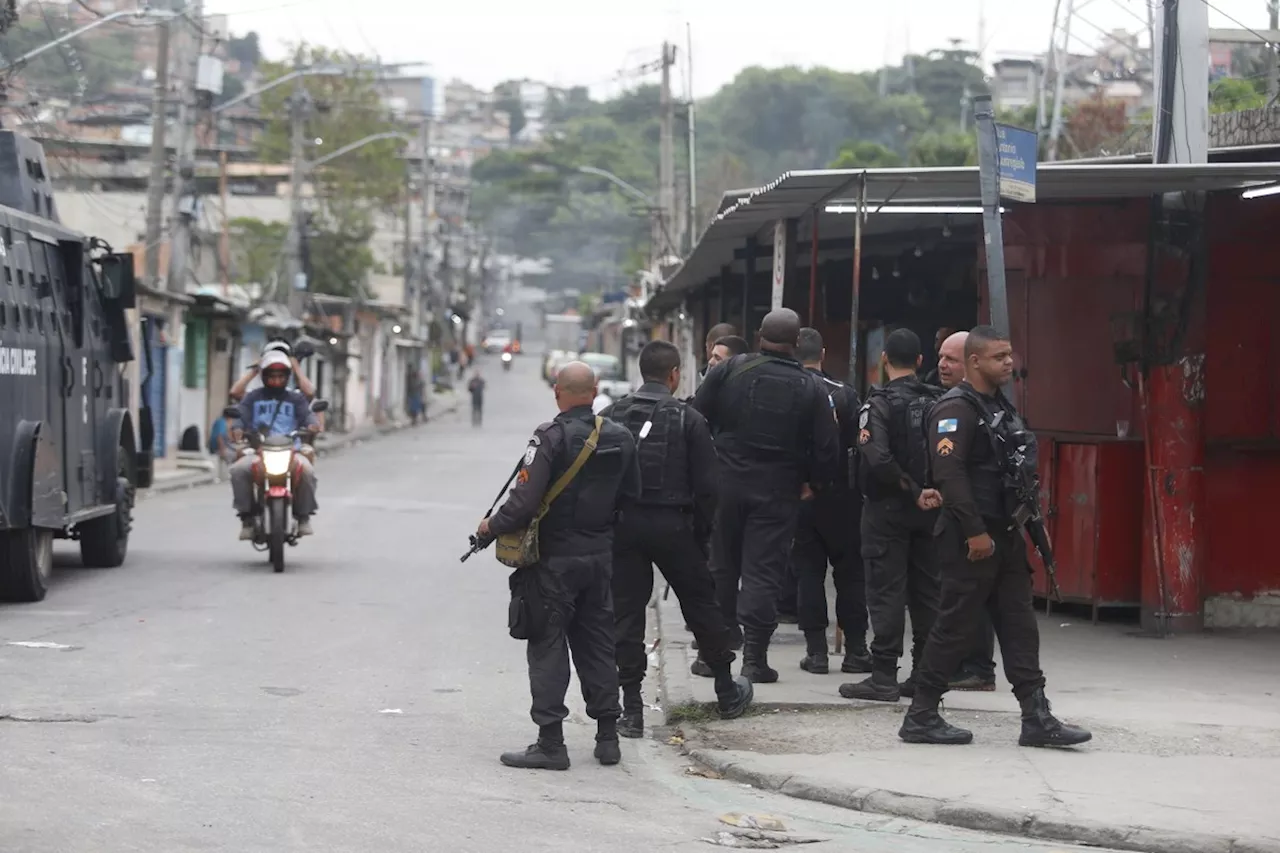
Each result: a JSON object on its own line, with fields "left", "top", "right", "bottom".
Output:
{"left": 1, "top": 349, "right": 1118, "bottom": 853}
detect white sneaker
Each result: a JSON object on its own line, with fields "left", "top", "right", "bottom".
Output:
{"left": 239, "top": 524, "right": 254, "bottom": 541}
{"left": 296, "top": 519, "right": 314, "bottom": 537}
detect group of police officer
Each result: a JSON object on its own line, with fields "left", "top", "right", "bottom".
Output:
{"left": 478, "top": 309, "right": 1090, "bottom": 771}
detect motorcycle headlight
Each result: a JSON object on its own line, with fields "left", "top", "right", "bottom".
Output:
{"left": 261, "top": 449, "right": 293, "bottom": 477}
{"left": 502, "top": 353, "right": 512, "bottom": 362}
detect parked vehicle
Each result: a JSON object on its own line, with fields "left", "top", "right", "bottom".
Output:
{"left": 580, "top": 352, "right": 632, "bottom": 400}
{"left": 482, "top": 329, "right": 512, "bottom": 353}
{"left": 0, "top": 130, "right": 147, "bottom": 602}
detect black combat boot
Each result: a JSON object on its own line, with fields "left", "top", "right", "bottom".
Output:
{"left": 949, "top": 673, "right": 996, "bottom": 691}
{"left": 500, "top": 723, "right": 571, "bottom": 770}
{"left": 838, "top": 668, "right": 901, "bottom": 702}
{"left": 619, "top": 684, "right": 644, "bottom": 739}
{"left": 740, "top": 636, "right": 779, "bottom": 684}
{"left": 1018, "top": 688, "right": 1092, "bottom": 748}
{"left": 710, "top": 661, "right": 754, "bottom": 719}
{"left": 690, "top": 654, "right": 714, "bottom": 678}
{"left": 899, "top": 696, "right": 973, "bottom": 745}
{"left": 799, "top": 630, "right": 829, "bottom": 674}
{"left": 841, "top": 640, "right": 873, "bottom": 674}
{"left": 898, "top": 672, "right": 919, "bottom": 699}
{"left": 594, "top": 717, "right": 622, "bottom": 765}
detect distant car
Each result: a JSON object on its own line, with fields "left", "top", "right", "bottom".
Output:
{"left": 482, "top": 330, "right": 512, "bottom": 353}
{"left": 580, "top": 352, "right": 631, "bottom": 400}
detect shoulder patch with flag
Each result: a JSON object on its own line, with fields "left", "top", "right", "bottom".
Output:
{"left": 936, "top": 418, "right": 959, "bottom": 434}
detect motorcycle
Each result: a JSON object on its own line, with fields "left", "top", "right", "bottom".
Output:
{"left": 224, "top": 399, "right": 328, "bottom": 573}
{"left": 501, "top": 351, "right": 513, "bottom": 371}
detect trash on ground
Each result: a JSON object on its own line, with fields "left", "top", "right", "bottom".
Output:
{"left": 719, "top": 813, "right": 788, "bottom": 832}
{"left": 685, "top": 765, "right": 724, "bottom": 779}
{"left": 378, "top": 708, "right": 404, "bottom": 715}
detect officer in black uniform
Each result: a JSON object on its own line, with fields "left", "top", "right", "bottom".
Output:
{"left": 479, "top": 361, "right": 641, "bottom": 770}
{"left": 901, "top": 326, "right": 1091, "bottom": 748}
{"left": 789, "top": 327, "right": 872, "bottom": 674}
{"left": 840, "top": 328, "right": 943, "bottom": 703}
{"left": 605, "top": 341, "right": 754, "bottom": 738}
{"left": 692, "top": 308, "right": 841, "bottom": 683}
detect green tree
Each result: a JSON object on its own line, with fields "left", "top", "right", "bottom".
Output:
{"left": 908, "top": 130, "right": 977, "bottom": 166}
{"left": 228, "top": 217, "right": 288, "bottom": 290}
{"left": 1210, "top": 76, "right": 1267, "bottom": 113}
{"left": 493, "top": 80, "right": 527, "bottom": 141}
{"left": 255, "top": 44, "right": 407, "bottom": 297}
{"left": 829, "top": 140, "right": 903, "bottom": 168}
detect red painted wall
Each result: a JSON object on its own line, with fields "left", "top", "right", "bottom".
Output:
{"left": 1202, "top": 193, "right": 1280, "bottom": 598}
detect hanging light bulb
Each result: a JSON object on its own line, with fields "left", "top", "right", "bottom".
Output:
{"left": 892, "top": 262, "right": 901, "bottom": 279}
{"left": 871, "top": 266, "right": 880, "bottom": 281}
{"left": 942, "top": 221, "right": 952, "bottom": 238}
{"left": 913, "top": 246, "right": 923, "bottom": 258}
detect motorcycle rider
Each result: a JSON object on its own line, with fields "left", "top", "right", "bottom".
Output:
{"left": 230, "top": 339, "right": 322, "bottom": 446}
{"left": 227, "top": 351, "right": 321, "bottom": 541}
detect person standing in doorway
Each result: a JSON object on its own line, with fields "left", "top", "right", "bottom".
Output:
{"left": 468, "top": 370, "right": 486, "bottom": 427}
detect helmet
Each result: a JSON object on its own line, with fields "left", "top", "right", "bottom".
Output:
{"left": 260, "top": 351, "right": 292, "bottom": 387}
{"left": 263, "top": 339, "right": 292, "bottom": 357}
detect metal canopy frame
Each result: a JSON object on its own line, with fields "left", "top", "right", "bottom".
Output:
{"left": 649, "top": 161, "right": 1280, "bottom": 314}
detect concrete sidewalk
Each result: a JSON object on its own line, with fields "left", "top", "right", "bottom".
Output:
{"left": 654, "top": 592, "right": 1280, "bottom": 853}
{"left": 144, "top": 391, "right": 459, "bottom": 498}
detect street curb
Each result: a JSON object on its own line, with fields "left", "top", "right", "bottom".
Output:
{"left": 142, "top": 398, "right": 459, "bottom": 499}
{"left": 650, "top": 586, "right": 1280, "bottom": 853}
{"left": 653, "top": 595, "right": 695, "bottom": 724}
{"left": 684, "top": 747, "right": 1280, "bottom": 853}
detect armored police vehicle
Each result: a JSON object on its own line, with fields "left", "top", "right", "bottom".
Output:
{"left": 0, "top": 130, "right": 149, "bottom": 602}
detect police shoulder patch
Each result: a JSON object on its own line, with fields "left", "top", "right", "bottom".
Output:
{"left": 858, "top": 428, "right": 871, "bottom": 445}
{"left": 937, "top": 418, "right": 959, "bottom": 434}
{"left": 858, "top": 409, "right": 869, "bottom": 429}
{"left": 523, "top": 446, "right": 538, "bottom": 466}
{"left": 936, "top": 437, "right": 955, "bottom": 456}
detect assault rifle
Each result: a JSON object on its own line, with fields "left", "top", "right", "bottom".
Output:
{"left": 460, "top": 533, "right": 494, "bottom": 563}
{"left": 989, "top": 412, "right": 1062, "bottom": 602}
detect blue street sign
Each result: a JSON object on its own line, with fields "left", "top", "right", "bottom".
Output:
{"left": 995, "top": 124, "right": 1038, "bottom": 203}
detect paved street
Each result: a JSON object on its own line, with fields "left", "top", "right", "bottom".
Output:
{"left": 2, "top": 349, "right": 1127, "bottom": 853}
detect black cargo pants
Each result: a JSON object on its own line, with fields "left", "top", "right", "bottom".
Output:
{"left": 613, "top": 505, "right": 735, "bottom": 688}
{"left": 711, "top": 483, "right": 801, "bottom": 641}
{"left": 914, "top": 518, "right": 1046, "bottom": 702}
{"left": 861, "top": 499, "right": 941, "bottom": 675}
{"left": 527, "top": 552, "right": 622, "bottom": 728}
{"left": 793, "top": 492, "right": 868, "bottom": 641}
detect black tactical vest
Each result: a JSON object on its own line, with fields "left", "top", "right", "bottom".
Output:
{"left": 861, "top": 379, "right": 942, "bottom": 497}
{"left": 609, "top": 391, "right": 690, "bottom": 507}
{"left": 541, "top": 411, "right": 632, "bottom": 554}
{"left": 937, "top": 384, "right": 1026, "bottom": 523}
{"left": 717, "top": 354, "right": 813, "bottom": 465}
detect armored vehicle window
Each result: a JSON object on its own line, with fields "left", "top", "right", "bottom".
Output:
{"left": 34, "top": 307, "right": 43, "bottom": 333}
{"left": 4, "top": 267, "right": 10, "bottom": 286}
{"left": 23, "top": 304, "right": 32, "bottom": 329}
{"left": 16, "top": 267, "right": 23, "bottom": 287}
{"left": 2, "top": 226, "right": 11, "bottom": 248}
{"left": 0, "top": 303, "right": 6, "bottom": 327}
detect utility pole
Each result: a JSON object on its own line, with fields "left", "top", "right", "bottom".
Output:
{"left": 685, "top": 22, "right": 697, "bottom": 255}
{"left": 165, "top": 0, "right": 202, "bottom": 295}
{"left": 1268, "top": 0, "right": 1279, "bottom": 100}
{"left": 143, "top": 17, "right": 172, "bottom": 290}
{"left": 418, "top": 116, "right": 434, "bottom": 339}
{"left": 657, "top": 41, "right": 677, "bottom": 269}
{"left": 284, "top": 49, "right": 309, "bottom": 313}
{"left": 1037, "top": 0, "right": 1064, "bottom": 132}
{"left": 1047, "top": 0, "right": 1075, "bottom": 160}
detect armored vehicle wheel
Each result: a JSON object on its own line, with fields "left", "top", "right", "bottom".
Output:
{"left": 80, "top": 474, "right": 133, "bottom": 568}
{"left": 0, "top": 527, "right": 54, "bottom": 602}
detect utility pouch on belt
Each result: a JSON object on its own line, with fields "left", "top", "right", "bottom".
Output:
{"left": 506, "top": 567, "right": 548, "bottom": 640}
{"left": 494, "top": 416, "right": 602, "bottom": 570}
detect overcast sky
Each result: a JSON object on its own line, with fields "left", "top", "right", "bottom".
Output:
{"left": 206, "top": 0, "right": 1266, "bottom": 99}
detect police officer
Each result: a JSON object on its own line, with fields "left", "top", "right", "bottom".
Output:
{"left": 692, "top": 308, "right": 841, "bottom": 683}
{"left": 478, "top": 362, "right": 641, "bottom": 770}
{"left": 703, "top": 323, "right": 740, "bottom": 373}
{"left": 708, "top": 335, "right": 749, "bottom": 370}
{"left": 789, "top": 328, "right": 872, "bottom": 674}
{"left": 606, "top": 341, "right": 754, "bottom": 738}
{"left": 840, "top": 329, "right": 942, "bottom": 702}
{"left": 937, "top": 330, "right": 998, "bottom": 693}
{"left": 901, "top": 326, "right": 1091, "bottom": 747}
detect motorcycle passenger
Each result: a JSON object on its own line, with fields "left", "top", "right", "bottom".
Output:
{"left": 228, "top": 352, "right": 321, "bottom": 541}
